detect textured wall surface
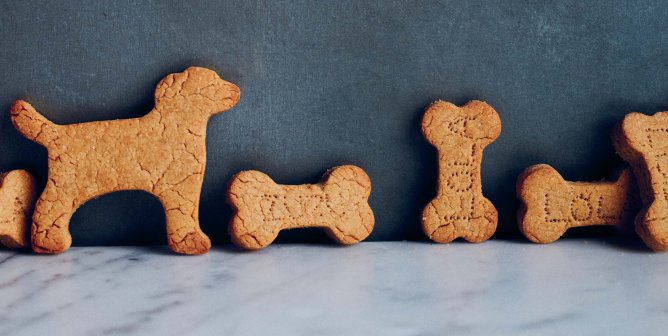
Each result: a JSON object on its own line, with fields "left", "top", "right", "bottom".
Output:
{"left": 1, "top": 1, "right": 667, "bottom": 245}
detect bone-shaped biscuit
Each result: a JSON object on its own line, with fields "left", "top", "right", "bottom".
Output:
{"left": 0, "top": 170, "right": 37, "bottom": 248}
{"left": 227, "top": 165, "right": 374, "bottom": 250}
{"left": 421, "top": 100, "right": 501, "bottom": 243}
{"left": 613, "top": 111, "right": 668, "bottom": 251}
{"left": 517, "top": 164, "right": 639, "bottom": 243}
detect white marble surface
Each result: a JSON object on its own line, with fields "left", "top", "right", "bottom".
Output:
{"left": 0, "top": 240, "right": 667, "bottom": 335}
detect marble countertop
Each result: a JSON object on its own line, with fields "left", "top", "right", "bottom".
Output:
{"left": 0, "top": 240, "right": 666, "bottom": 335}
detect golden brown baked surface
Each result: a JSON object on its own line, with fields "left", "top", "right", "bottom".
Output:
{"left": 517, "top": 164, "right": 639, "bottom": 243}
{"left": 613, "top": 111, "right": 668, "bottom": 251}
{"left": 0, "top": 170, "right": 37, "bottom": 249}
{"left": 227, "top": 165, "right": 374, "bottom": 250}
{"left": 11, "top": 67, "right": 240, "bottom": 254}
{"left": 421, "top": 100, "right": 501, "bottom": 243}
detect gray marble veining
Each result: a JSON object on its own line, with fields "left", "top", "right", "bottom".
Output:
{"left": 0, "top": 241, "right": 666, "bottom": 335}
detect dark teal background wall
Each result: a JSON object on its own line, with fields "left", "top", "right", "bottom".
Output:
{"left": 1, "top": 1, "right": 666, "bottom": 245}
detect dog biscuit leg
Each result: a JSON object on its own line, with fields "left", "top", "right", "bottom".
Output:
{"left": 159, "top": 175, "right": 211, "bottom": 255}
{"left": 31, "top": 180, "right": 75, "bottom": 253}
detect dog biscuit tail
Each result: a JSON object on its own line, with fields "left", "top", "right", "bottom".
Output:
{"left": 10, "top": 100, "right": 59, "bottom": 146}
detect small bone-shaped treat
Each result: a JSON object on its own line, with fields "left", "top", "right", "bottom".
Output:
{"left": 517, "top": 164, "right": 639, "bottom": 243}
{"left": 613, "top": 111, "right": 668, "bottom": 251}
{"left": 227, "top": 165, "right": 374, "bottom": 250}
{"left": 0, "top": 170, "right": 37, "bottom": 248}
{"left": 421, "top": 100, "right": 501, "bottom": 243}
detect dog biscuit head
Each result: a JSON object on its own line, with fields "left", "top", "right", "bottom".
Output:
{"left": 154, "top": 67, "right": 240, "bottom": 117}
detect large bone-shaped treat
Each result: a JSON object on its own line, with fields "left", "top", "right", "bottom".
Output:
{"left": 421, "top": 100, "right": 501, "bottom": 243}
{"left": 517, "top": 164, "right": 639, "bottom": 243}
{"left": 613, "top": 111, "right": 668, "bottom": 251}
{"left": 0, "top": 170, "right": 37, "bottom": 248}
{"left": 227, "top": 165, "right": 374, "bottom": 250}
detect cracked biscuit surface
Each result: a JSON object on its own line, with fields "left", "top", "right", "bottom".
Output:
{"left": 613, "top": 111, "right": 668, "bottom": 251}
{"left": 517, "top": 164, "right": 639, "bottom": 243}
{"left": 227, "top": 165, "right": 374, "bottom": 250}
{"left": 421, "top": 100, "right": 501, "bottom": 243}
{"left": 0, "top": 170, "right": 37, "bottom": 248}
{"left": 11, "top": 67, "right": 240, "bottom": 254}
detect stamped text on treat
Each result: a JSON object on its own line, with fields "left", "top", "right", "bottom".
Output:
{"left": 421, "top": 100, "right": 501, "bottom": 243}
{"left": 517, "top": 164, "right": 638, "bottom": 243}
{"left": 228, "top": 165, "right": 374, "bottom": 250}
{"left": 613, "top": 111, "right": 668, "bottom": 251}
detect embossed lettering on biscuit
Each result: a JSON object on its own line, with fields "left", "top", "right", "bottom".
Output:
{"left": 227, "top": 165, "right": 374, "bottom": 250}
{"left": 421, "top": 100, "right": 501, "bottom": 243}
{"left": 517, "top": 164, "right": 639, "bottom": 243}
{"left": 10, "top": 67, "right": 240, "bottom": 254}
{"left": 0, "top": 170, "right": 37, "bottom": 249}
{"left": 613, "top": 111, "right": 668, "bottom": 251}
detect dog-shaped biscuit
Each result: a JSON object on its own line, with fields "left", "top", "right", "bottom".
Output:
{"left": 11, "top": 67, "right": 240, "bottom": 254}
{"left": 421, "top": 100, "right": 501, "bottom": 243}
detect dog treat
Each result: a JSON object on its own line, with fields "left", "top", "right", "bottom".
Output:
{"left": 227, "top": 165, "right": 374, "bottom": 250}
{"left": 421, "top": 100, "right": 501, "bottom": 243}
{"left": 517, "top": 164, "right": 639, "bottom": 243}
{"left": 11, "top": 67, "right": 240, "bottom": 254}
{"left": 613, "top": 111, "right": 668, "bottom": 251}
{"left": 0, "top": 170, "right": 37, "bottom": 248}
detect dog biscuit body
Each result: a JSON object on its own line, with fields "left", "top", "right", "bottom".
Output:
{"left": 11, "top": 67, "right": 240, "bottom": 254}
{"left": 517, "top": 164, "right": 639, "bottom": 243}
{"left": 421, "top": 100, "right": 501, "bottom": 243}
{"left": 227, "top": 165, "right": 374, "bottom": 250}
